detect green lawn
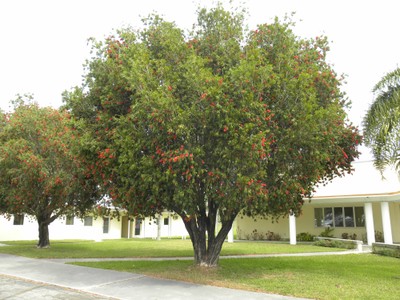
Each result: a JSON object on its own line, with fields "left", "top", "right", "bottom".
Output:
{"left": 73, "top": 254, "right": 400, "bottom": 300}
{"left": 1, "top": 239, "right": 396, "bottom": 299}
{"left": 0, "top": 238, "right": 340, "bottom": 258}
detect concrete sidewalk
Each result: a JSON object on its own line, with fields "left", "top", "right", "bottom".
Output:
{"left": 0, "top": 253, "right": 306, "bottom": 300}
{"left": 47, "top": 248, "right": 365, "bottom": 264}
{"left": 0, "top": 274, "right": 109, "bottom": 299}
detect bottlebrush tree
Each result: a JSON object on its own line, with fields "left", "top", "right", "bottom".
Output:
{"left": 63, "top": 5, "right": 361, "bottom": 266}
{"left": 0, "top": 101, "right": 100, "bottom": 248}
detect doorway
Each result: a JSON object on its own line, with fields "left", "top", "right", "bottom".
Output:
{"left": 135, "top": 218, "right": 142, "bottom": 236}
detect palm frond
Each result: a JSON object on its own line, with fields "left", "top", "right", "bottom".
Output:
{"left": 373, "top": 67, "right": 400, "bottom": 93}
{"left": 364, "top": 67, "right": 400, "bottom": 172}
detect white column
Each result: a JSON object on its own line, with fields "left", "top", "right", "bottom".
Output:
{"left": 156, "top": 214, "right": 162, "bottom": 240}
{"left": 365, "top": 202, "right": 375, "bottom": 246}
{"left": 95, "top": 228, "right": 102, "bottom": 242}
{"left": 127, "top": 217, "right": 131, "bottom": 239}
{"left": 168, "top": 213, "right": 172, "bottom": 238}
{"left": 289, "top": 213, "right": 296, "bottom": 245}
{"left": 381, "top": 202, "right": 393, "bottom": 244}
{"left": 227, "top": 226, "right": 234, "bottom": 243}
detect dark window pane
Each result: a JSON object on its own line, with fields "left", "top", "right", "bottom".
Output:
{"left": 344, "top": 207, "right": 354, "bottom": 227}
{"left": 314, "top": 208, "right": 323, "bottom": 227}
{"left": 103, "top": 217, "right": 110, "bottom": 233}
{"left": 135, "top": 218, "right": 142, "bottom": 235}
{"left": 84, "top": 216, "right": 93, "bottom": 226}
{"left": 334, "top": 207, "right": 344, "bottom": 227}
{"left": 13, "top": 214, "right": 24, "bottom": 225}
{"left": 355, "top": 207, "right": 365, "bottom": 227}
{"left": 324, "top": 208, "right": 333, "bottom": 227}
{"left": 66, "top": 216, "right": 74, "bottom": 225}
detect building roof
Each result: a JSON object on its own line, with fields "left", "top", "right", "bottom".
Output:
{"left": 311, "top": 160, "right": 400, "bottom": 204}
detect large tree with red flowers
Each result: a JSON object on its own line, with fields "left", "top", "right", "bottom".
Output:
{"left": 0, "top": 100, "right": 100, "bottom": 248}
{"left": 64, "top": 5, "right": 361, "bottom": 266}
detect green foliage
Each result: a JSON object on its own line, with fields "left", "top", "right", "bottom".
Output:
{"left": 313, "top": 239, "right": 356, "bottom": 249}
{"left": 361, "top": 231, "right": 385, "bottom": 244}
{"left": 248, "top": 230, "right": 281, "bottom": 241}
{"left": 0, "top": 101, "right": 100, "bottom": 246}
{"left": 319, "top": 227, "right": 334, "bottom": 237}
{"left": 373, "top": 244, "right": 400, "bottom": 258}
{"left": 63, "top": 4, "right": 360, "bottom": 265}
{"left": 375, "top": 230, "right": 384, "bottom": 243}
{"left": 341, "top": 232, "right": 357, "bottom": 240}
{"left": 265, "top": 231, "right": 282, "bottom": 241}
{"left": 296, "top": 232, "right": 315, "bottom": 241}
{"left": 363, "top": 67, "right": 400, "bottom": 172}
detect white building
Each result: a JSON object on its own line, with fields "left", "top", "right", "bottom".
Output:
{"left": 0, "top": 212, "right": 188, "bottom": 242}
{"left": 237, "top": 160, "right": 400, "bottom": 245}
{"left": 2, "top": 160, "right": 399, "bottom": 245}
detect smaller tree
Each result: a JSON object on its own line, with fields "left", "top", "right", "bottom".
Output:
{"left": 0, "top": 101, "right": 100, "bottom": 248}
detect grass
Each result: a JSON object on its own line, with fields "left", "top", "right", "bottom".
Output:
{"left": 0, "top": 238, "right": 340, "bottom": 259}
{"left": 73, "top": 254, "right": 400, "bottom": 300}
{"left": 2, "top": 239, "right": 395, "bottom": 299}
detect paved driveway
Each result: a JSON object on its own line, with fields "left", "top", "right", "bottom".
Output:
{"left": 0, "top": 253, "right": 306, "bottom": 300}
{"left": 0, "top": 274, "right": 112, "bottom": 299}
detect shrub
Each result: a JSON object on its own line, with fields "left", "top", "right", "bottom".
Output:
{"left": 247, "top": 230, "right": 282, "bottom": 241}
{"left": 265, "top": 231, "right": 281, "bottom": 241}
{"left": 314, "top": 239, "right": 356, "bottom": 250}
{"left": 297, "top": 232, "right": 315, "bottom": 242}
{"left": 361, "top": 231, "right": 384, "bottom": 243}
{"left": 375, "top": 231, "right": 384, "bottom": 243}
{"left": 342, "top": 233, "right": 357, "bottom": 240}
{"left": 350, "top": 233, "right": 358, "bottom": 240}
{"left": 251, "top": 229, "right": 263, "bottom": 240}
{"left": 320, "top": 227, "right": 334, "bottom": 237}
{"left": 373, "top": 244, "right": 400, "bottom": 258}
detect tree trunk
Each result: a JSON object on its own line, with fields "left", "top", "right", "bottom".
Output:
{"left": 187, "top": 219, "right": 207, "bottom": 265}
{"left": 182, "top": 207, "right": 237, "bottom": 268}
{"left": 204, "top": 220, "right": 234, "bottom": 266}
{"left": 37, "top": 221, "right": 50, "bottom": 248}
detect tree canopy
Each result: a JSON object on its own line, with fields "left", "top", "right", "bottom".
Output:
{"left": 64, "top": 5, "right": 361, "bottom": 266}
{"left": 363, "top": 67, "right": 400, "bottom": 172}
{"left": 0, "top": 101, "right": 100, "bottom": 247}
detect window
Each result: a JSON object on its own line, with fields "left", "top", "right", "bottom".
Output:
{"left": 324, "top": 208, "right": 333, "bottom": 227}
{"left": 84, "top": 216, "right": 93, "bottom": 226}
{"left": 13, "top": 214, "right": 24, "bottom": 225}
{"left": 354, "top": 207, "right": 365, "bottom": 227}
{"left": 344, "top": 207, "right": 354, "bottom": 227}
{"left": 314, "top": 207, "right": 364, "bottom": 228}
{"left": 334, "top": 207, "right": 343, "bottom": 227}
{"left": 164, "top": 217, "right": 169, "bottom": 226}
{"left": 314, "top": 207, "right": 323, "bottom": 227}
{"left": 135, "top": 218, "right": 142, "bottom": 236}
{"left": 66, "top": 215, "right": 74, "bottom": 225}
{"left": 314, "top": 207, "right": 333, "bottom": 227}
{"left": 103, "top": 217, "right": 110, "bottom": 234}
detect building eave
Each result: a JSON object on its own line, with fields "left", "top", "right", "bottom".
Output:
{"left": 306, "top": 190, "right": 400, "bottom": 206}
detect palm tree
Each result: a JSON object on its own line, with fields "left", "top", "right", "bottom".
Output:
{"left": 363, "top": 67, "right": 400, "bottom": 172}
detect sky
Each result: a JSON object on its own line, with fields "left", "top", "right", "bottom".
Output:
{"left": 1, "top": 0, "right": 400, "bottom": 159}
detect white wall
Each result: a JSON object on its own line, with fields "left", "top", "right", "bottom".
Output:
{"left": 0, "top": 215, "right": 122, "bottom": 241}
{"left": 0, "top": 215, "right": 37, "bottom": 241}
{"left": 134, "top": 213, "right": 188, "bottom": 239}
{"left": 0, "top": 212, "right": 189, "bottom": 242}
